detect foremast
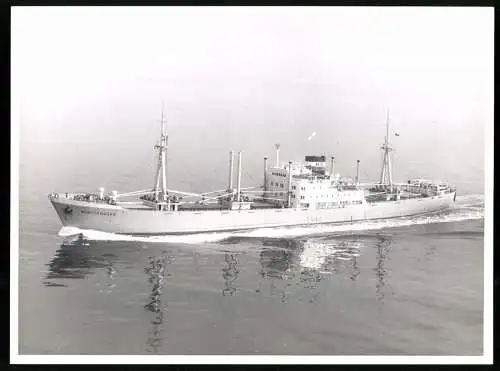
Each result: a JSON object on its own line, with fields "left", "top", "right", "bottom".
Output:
{"left": 379, "top": 109, "right": 393, "bottom": 191}
{"left": 153, "top": 106, "right": 168, "bottom": 202}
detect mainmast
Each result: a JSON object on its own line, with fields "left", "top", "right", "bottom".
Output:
{"left": 379, "top": 109, "right": 393, "bottom": 189}
{"left": 153, "top": 105, "right": 168, "bottom": 202}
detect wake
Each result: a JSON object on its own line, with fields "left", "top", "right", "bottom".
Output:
{"left": 58, "top": 194, "right": 484, "bottom": 244}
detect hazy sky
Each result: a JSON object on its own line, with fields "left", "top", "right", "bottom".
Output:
{"left": 13, "top": 7, "right": 493, "bottom": 193}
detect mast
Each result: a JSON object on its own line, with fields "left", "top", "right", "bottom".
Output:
{"left": 153, "top": 104, "right": 168, "bottom": 202}
{"left": 356, "top": 160, "right": 360, "bottom": 185}
{"left": 330, "top": 155, "right": 335, "bottom": 180}
{"left": 236, "top": 151, "right": 242, "bottom": 202}
{"left": 263, "top": 157, "right": 268, "bottom": 192}
{"left": 287, "top": 161, "right": 293, "bottom": 208}
{"left": 228, "top": 150, "right": 234, "bottom": 194}
{"left": 379, "top": 109, "right": 393, "bottom": 189}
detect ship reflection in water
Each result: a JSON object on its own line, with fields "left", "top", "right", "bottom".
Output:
{"left": 221, "top": 252, "right": 240, "bottom": 296}
{"left": 44, "top": 237, "right": 119, "bottom": 287}
{"left": 144, "top": 252, "right": 171, "bottom": 353}
{"left": 373, "top": 236, "right": 392, "bottom": 302}
{"left": 43, "top": 230, "right": 395, "bottom": 352}
{"left": 256, "top": 233, "right": 393, "bottom": 303}
{"left": 44, "top": 237, "right": 175, "bottom": 354}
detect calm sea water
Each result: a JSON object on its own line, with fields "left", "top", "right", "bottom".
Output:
{"left": 18, "top": 118, "right": 485, "bottom": 356}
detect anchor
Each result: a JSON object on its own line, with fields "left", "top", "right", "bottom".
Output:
{"left": 63, "top": 206, "right": 73, "bottom": 215}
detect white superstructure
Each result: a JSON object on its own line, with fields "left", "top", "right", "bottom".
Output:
{"left": 264, "top": 157, "right": 365, "bottom": 210}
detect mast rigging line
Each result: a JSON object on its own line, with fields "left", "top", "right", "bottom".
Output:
{"left": 117, "top": 186, "right": 259, "bottom": 200}
{"left": 254, "top": 196, "right": 289, "bottom": 202}
{"left": 116, "top": 189, "right": 156, "bottom": 198}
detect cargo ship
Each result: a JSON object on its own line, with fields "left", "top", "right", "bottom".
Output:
{"left": 49, "top": 110, "right": 456, "bottom": 235}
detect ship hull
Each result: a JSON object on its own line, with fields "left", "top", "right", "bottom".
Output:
{"left": 50, "top": 192, "right": 456, "bottom": 235}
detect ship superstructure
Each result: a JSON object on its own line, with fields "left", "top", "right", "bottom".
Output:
{"left": 49, "top": 109, "right": 456, "bottom": 235}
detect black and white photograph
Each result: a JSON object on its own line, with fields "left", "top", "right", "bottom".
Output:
{"left": 11, "top": 6, "right": 493, "bottom": 364}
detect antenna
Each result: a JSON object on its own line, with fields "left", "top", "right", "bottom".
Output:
{"left": 385, "top": 108, "right": 390, "bottom": 147}
{"left": 160, "top": 101, "right": 167, "bottom": 137}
